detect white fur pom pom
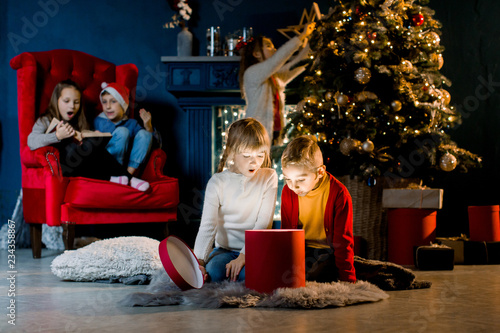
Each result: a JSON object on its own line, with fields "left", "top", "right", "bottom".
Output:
{"left": 101, "top": 82, "right": 108, "bottom": 89}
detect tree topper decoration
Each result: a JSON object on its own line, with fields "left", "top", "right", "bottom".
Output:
{"left": 278, "top": 2, "right": 322, "bottom": 39}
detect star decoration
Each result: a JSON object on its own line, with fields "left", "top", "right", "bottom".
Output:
{"left": 277, "top": 2, "right": 322, "bottom": 39}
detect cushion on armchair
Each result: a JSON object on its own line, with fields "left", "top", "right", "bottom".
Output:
{"left": 63, "top": 176, "right": 179, "bottom": 209}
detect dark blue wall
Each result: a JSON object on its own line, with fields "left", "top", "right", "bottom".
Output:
{"left": 1, "top": 0, "right": 499, "bottom": 238}
{"left": 0, "top": 0, "right": 331, "bottom": 226}
{"left": 430, "top": 1, "right": 500, "bottom": 235}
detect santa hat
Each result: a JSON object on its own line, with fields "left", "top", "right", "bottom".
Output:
{"left": 100, "top": 82, "right": 129, "bottom": 111}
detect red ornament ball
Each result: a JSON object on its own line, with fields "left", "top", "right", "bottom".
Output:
{"left": 412, "top": 13, "right": 424, "bottom": 26}
{"left": 367, "top": 32, "right": 377, "bottom": 40}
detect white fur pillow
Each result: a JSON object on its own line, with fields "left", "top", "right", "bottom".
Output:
{"left": 51, "top": 236, "right": 162, "bottom": 281}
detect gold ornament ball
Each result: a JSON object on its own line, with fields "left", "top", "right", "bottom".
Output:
{"left": 354, "top": 67, "right": 371, "bottom": 84}
{"left": 362, "top": 139, "right": 375, "bottom": 153}
{"left": 441, "top": 89, "right": 451, "bottom": 105}
{"left": 431, "top": 53, "right": 444, "bottom": 69}
{"left": 391, "top": 100, "right": 402, "bottom": 112}
{"left": 425, "top": 31, "right": 441, "bottom": 45}
{"left": 440, "top": 152, "right": 457, "bottom": 172}
{"left": 340, "top": 138, "right": 355, "bottom": 155}
{"left": 336, "top": 94, "right": 349, "bottom": 106}
{"left": 325, "top": 91, "right": 334, "bottom": 101}
{"left": 437, "top": 54, "right": 444, "bottom": 69}
{"left": 400, "top": 60, "right": 413, "bottom": 73}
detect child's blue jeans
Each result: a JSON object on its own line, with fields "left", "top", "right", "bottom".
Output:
{"left": 106, "top": 127, "right": 152, "bottom": 169}
{"left": 206, "top": 247, "right": 245, "bottom": 282}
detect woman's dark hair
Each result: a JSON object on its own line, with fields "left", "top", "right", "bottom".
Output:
{"left": 238, "top": 36, "right": 265, "bottom": 99}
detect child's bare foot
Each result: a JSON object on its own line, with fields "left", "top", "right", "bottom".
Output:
{"left": 127, "top": 166, "right": 136, "bottom": 175}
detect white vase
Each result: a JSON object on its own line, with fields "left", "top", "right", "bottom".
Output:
{"left": 177, "top": 27, "right": 193, "bottom": 57}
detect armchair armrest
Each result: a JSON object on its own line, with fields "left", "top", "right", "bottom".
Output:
{"left": 21, "top": 145, "right": 59, "bottom": 167}
{"left": 21, "top": 146, "right": 63, "bottom": 179}
{"left": 141, "top": 148, "right": 168, "bottom": 182}
{"left": 21, "top": 146, "right": 67, "bottom": 226}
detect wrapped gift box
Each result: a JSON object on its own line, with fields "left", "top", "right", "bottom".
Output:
{"left": 436, "top": 236, "right": 467, "bottom": 264}
{"left": 487, "top": 242, "right": 500, "bottom": 264}
{"left": 413, "top": 244, "right": 454, "bottom": 270}
{"left": 382, "top": 188, "right": 443, "bottom": 209}
{"left": 463, "top": 241, "right": 489, "bottom": 265}
{"left": 463, "top": 240, "right": 500, "bottom": 265}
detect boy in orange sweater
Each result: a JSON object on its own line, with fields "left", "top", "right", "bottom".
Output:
{"left": 280, "top": 135, "right": 356, "bottom": 283}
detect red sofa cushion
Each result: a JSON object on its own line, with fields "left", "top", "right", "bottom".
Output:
{"left": 64, "top": 177, "right": 179, "bottom": 209}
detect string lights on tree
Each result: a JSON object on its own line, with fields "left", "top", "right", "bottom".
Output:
{"left": 283, "top": 0, "right": 481, "bottom": 185}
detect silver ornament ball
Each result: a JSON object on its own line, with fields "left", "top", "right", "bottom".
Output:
{"left": 354, "top": 67, "right": 371, "bottom": 84}
{"left": 362, "top": 139, "right": 375, "bottom": 153}
{"left": 336, "top": 94, "right": 349, "bottom": 106}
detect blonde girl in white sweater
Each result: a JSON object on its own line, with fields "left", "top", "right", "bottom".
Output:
{"left": 193, "top": 118, "right": 278, "bottom": 282}
{"left": 239, "top": 23, "right": 315, "bottom": 144}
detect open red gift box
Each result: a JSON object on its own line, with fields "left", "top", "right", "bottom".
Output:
{"left": 159, "top": 236, "right": 204, "bottom": 291}
{"left": 245, "top": 229, "right": 306, "bottom": 294}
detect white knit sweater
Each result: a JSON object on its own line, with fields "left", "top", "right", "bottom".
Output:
{"left": 243, "top": 36, "right": 310, "bottom": 140}
{"left": 193, "top": 168, "right": 278, "bottom": 262}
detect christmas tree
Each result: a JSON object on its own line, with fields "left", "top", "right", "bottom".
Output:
{"left": 284, "top": 0, "right": 481, "bottom": 185}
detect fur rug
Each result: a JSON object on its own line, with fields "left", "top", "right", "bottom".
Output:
{"left": 51, "top": 236, "right": 163, "bottom": 281}
{"left": 120, "top": 269, "right": 390, "bottom": 309}
{"left": 354, "top": 256, "right": 432, "bottom": 290}
{"left": 50, "top": 235, "right": 431, "bottom": 292}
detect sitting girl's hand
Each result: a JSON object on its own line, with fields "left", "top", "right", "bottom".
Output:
{"left": 139, "top": 108, "right": 153, "bottom": 132}
{"left": 198, "top": 259, "right": 208, "bottom": 282}
{"left": 55, "top": 121, "right": 75, "bottom": 140}
{"left": 226, "top": 253, "right": 245, "bottom": 282}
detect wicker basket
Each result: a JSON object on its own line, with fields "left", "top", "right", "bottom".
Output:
{"left": 338, "top": 175, "right": 386, "bottom": 260}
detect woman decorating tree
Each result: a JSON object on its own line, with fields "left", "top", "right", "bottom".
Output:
{"left": 239, "top": 23, "right": 315, "bottom": 144}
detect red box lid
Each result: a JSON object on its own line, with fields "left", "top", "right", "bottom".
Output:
{"left": 158, "top": 236, "right": 204, "bottom": 290}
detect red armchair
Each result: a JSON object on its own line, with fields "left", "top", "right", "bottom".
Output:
{"left": 10, "top": 49, "right": 179, "bottom": 258}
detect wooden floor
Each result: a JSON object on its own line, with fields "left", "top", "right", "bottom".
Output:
{"left": 1, "top": 248, "right": 500, "bottom": 332}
